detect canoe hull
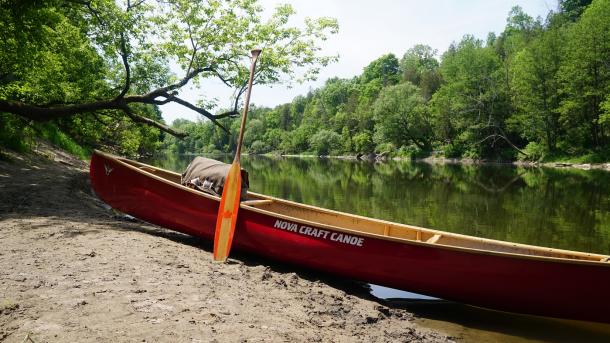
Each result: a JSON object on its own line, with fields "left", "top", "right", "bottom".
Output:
{"left": 90, "top": 151, "right": 610, "bottom": 323}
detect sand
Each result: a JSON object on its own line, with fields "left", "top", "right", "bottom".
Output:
{"left": 0, "top": 144, "right": 452, "bottom": 343}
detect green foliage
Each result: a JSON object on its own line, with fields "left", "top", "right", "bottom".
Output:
{"left": 373, "top": 82, "right": 432, "bottom": 152}
{"left": 160, "top": 0, "right": 609, "bottom": 163}
{"left": 401, "top": 45, "right": 441, "bottom": 100}
{"left": 0, "top": 114, "right": 31, "bottom": 152}
{"left": 0, "top": 0, "right": 338, "bottom": 156}
{"left": 521, "top": 142, "right": 547, "bottom": 161}
{"left": 262, "top": 128, "right": 287, "bottom": 152}
{"left": 4, "top": 0, "right": 605, "bottom": 163}
{"left": 509, "top": 24, "right": 563, "bottom": 153}
{"left": 309, "top": 129, "right": 341, "bottom": 155}
{"left": 352, "top": 132, "right": 374, "bottom": 153}
{"left": 558, "top": 0, "right": 610, "bottom": 151}
{"left": 360, "top": 54, "right": 401, "bottom": 86}
{"left": 250, "top": 140, "right": 269, "bottom": 154}
{"left": 375, "top": 142, "right": 395, "bottom": 154}
{"left": 560, "top": 0, "right": 593, "bottom": 21}
{"left": 442, "top": 143, "right": 465, "bottom": 158}
{"left": 38, "top": 123, "right": 90, "bottom": 159}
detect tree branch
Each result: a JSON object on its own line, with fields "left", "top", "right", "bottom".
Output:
{"left": 142, "top": 67, "right": 206, "bottom": 99}
{"left": 116, "top": 31, "right": 131, "bottom": 100}
{"left": 0, "top": 99, "right": 186, "bottom": 138}
{"left": 167, "top": 96, "right": 229, "bottom": 133}
{"left": 121, "top": 106, "right": 187, "bottom": 138}
{"left": 477, "top": 133, "right": 529, "bottom": 156}
{"left": 214, "top": 110, "right": 239, "bottom": 119}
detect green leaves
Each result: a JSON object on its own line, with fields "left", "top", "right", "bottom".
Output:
{"left": 1, "top": 0, "right": 340, "bottom": 155}
{"left": 558, "top": 0, "right": 610, "bottom": 150}
{"left": 373, "top": 82, "right": 432, "bottom": 152}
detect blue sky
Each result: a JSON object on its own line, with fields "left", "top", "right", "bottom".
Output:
{"left": 160, "top": 0, "right": 556, "bottom": 124}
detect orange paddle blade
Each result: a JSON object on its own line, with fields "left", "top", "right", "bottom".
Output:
{"left": 213, "top": 162, "right": 242, "bottom": 262}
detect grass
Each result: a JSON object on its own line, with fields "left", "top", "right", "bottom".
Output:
{"left": 542, "top": 150, "right": 610, "bottom": 164}
{"left": 37, "top": 124, "right": 90, "bottom": 160}
{"left": 0, "top": 119, "right": 91, "bottom": 161}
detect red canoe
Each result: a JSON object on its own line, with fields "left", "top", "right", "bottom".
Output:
{"left": 90, "top": 150, "right": 610, "bottom": 323}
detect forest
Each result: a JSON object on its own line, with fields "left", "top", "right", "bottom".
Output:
{"left": 1, "top": 0, "right": 609, "bottom": 162}
{"left": 163, "top": 0, "right": 610, "bottom": 162}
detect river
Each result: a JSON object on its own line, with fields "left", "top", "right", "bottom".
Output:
{"left": 147, "top": 153, "right": 610, "bottom": 342}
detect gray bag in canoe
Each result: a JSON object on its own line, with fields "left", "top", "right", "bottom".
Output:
{"left": 181, "top": 157, "right": 249, "bottom": 200}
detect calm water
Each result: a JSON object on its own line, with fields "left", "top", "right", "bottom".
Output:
{"left": 149, "top": 154, "right": 610, "bottom": 254}
{"left": 147, "top": 154, "right": 610, "bottom": 342}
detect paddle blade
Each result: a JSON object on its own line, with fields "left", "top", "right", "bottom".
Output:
{"left": 213, "top": 162, "right": 242, "bottom": 262}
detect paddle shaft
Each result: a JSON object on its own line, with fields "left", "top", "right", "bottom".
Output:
{"left": 213, "top": 49, "right": 261, "bottom": 262}
{"left": 234, "top": 49, "right": 262, "bottom": 163}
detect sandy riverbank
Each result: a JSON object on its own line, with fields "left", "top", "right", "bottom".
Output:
{"left": 0, "top": 144, "right": 452, "bottom": 343}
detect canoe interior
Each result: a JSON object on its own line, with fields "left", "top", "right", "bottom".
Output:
{"left": 117, "top": 156, "right": 609, "bottom": 265}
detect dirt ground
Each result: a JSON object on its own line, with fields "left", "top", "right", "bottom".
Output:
{"left": 0, "top": 144, "right": 453, "bottom": 343}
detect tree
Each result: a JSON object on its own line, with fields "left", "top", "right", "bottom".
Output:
{"left": 352, "top": 131, "right": 374, "bottom": 153}
{"left": 431, "top": 35, "right": 512, "bottom": 158}
{"left": 493, "top": 6, "right": 541, "bottom": 133}
{"left": 560, "top": 0, "right": 593, "bottom": 21}
{"left": 558, "top": 0, "right": 610, "bottom": 150}
{"left": 373, "top": 82, "right": 432, "bottom": 152}
{"left": 509, "top": 25, "right": 564, "bottom": 153}
{"left": 309, "top": 129, "right": 341, "bottom": 155}
{"left": 400, "top": 45, "right": 441, "bottom": 100}
{"left": 360, "top": 54, "right": 400, "bottom": 86}
{"left": 0, "top": 0, "right": 338, "bottom": 139}
{"left": 244, "top": 119, "right": 264, "bottom": 146}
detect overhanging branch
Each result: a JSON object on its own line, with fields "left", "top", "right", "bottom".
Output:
{"left": 168, "top": 96, "right": 229, "bottom": 133}
{"left": 0, "top": 59, "right": 248, "bottom": 139}
{"left": 0, "top": 99, "right": 187, "bottom": 138}
{"left": 122, "top": 106, "right": 187, "bottom": 138}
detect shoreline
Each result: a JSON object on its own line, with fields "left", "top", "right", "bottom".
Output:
{"left": 0, "top": 144, "right": 452, "bottom": 342}
{"left": 267, "top": 153, "right": 610, "bottom": 171}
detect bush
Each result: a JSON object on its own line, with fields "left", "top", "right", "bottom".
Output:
{"left": 375, "top": 142, "right": 395, "bottom": 154}
{"left": 521, "top": 141, "right": 546, "bottom": 161}
{"left": 397, "top": 144, "right": 428, "bottom": 158}
{"left": 352, "top": 132, "right": 374, "bottom": 153}
{"left": 0, "top": 113, "right": 30, "bottom": 152}
{"left": 249, "top": 140, "right": 269, "bottom": 154}
{"left": 309, "top": 129, "right": 342, "bottom": 155}
{"left": 442, "top": 143, "right": 464, "bottom": 158}
{"left": 39, "top": 124, "right": 89, "bottom": 159}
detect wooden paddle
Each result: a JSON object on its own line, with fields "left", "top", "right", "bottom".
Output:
{"left": 213, "top": 49, "right": 262, "bottom": 262}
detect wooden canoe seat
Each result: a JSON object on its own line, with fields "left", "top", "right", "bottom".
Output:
{"left": 427, "top": 234, "right": 442, "bottom": 244}
{"left": 241, "top": 199, "right": 273, "bottom": 207}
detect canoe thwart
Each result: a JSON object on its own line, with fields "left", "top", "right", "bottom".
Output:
{"left": 427, "top": 234, "right": 442, "bottom": 244}
{"left": 241, "top": 199, "right": 274, "bottom": 207}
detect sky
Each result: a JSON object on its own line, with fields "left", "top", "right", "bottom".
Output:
{"left": 160, "top": 0, "right": 557, "bottom": 124}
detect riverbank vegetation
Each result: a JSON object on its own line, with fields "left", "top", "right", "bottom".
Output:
{"left": 1, "top": 1, "right": 609, "bottom": 163}
{"left": 163, "top": 0, "right": 610, "bottom": 163}
{"left": 0, "top": 0, "right": 337, "bottom": 157}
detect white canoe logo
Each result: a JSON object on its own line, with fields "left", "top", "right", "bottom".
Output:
{"left": 273, "top": 219, "right": 364, "bottom": 247}
{"left": 104, "top": 164, "right": 113, "bottom": 176}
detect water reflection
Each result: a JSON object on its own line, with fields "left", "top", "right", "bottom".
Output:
{"left": 388, "top": 298, "right": 610, "bottom": 343}
{"left": 149, "top": 154, "right": 610, "bottom": 254}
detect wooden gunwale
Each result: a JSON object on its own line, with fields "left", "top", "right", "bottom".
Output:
{"left": 96, "top": 150, "right": 610, "bottom": 266}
